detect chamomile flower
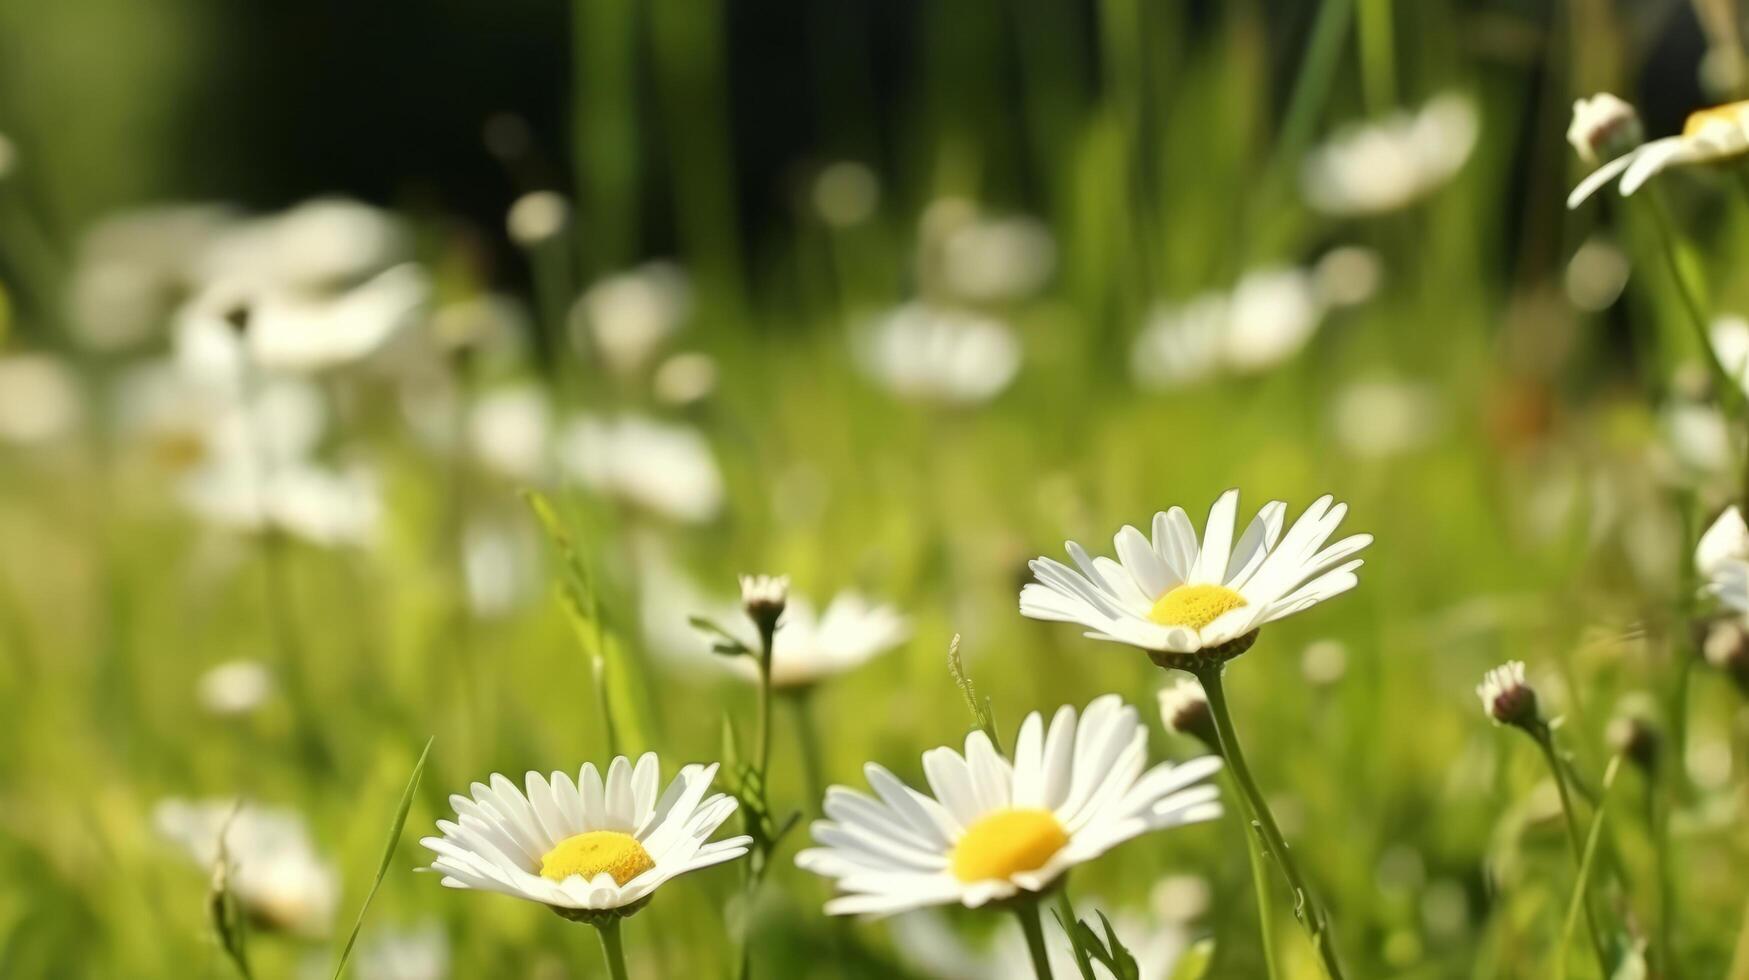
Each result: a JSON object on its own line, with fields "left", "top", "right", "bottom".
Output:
{"left": 1697, "top": 506, "right": 1749, "bottom": 580}
{"left": 1020, "top": 490, "right": 1370, "bottom": 663}
{"left": 154, "top": 798, "right": 339, "bottom": 936}
{"left": 795, "top": 696, "right": 1223, "bottom": 915}
{"left": 558, "top": 413, "right": 724, "bottom": 524}
{"left": 421, "top": 754, "right": 749, "bottom": 920}
{"left": 738, "top": 592, "right": 911, "bottom": 689}
{"left": 857, "top": 302, "right": 1022, "bottom": 405}
{"left": 1302, "top": 94, "right": 1478, "bottom": 216}
{"left": 1569, "top": 100, "right": 1749, "bottom": 207}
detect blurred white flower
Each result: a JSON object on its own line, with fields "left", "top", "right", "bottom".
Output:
{"left": 1132, "top": 267, "right": 1327, "bottom": 389}
{"left": 1331, "top": 378, "right": 1442, "bottom": 458}
{"left": 1570, "top": 100, "right": 1749, "bottom": 207}
{"left": 739, "top": 592, "right": 909, "bottom": 688}
{"left": 858, "top": 302, "right": 1021, "bottom": 404}
{"left": 813, "top": 162, "right": 881, "bottom": 227}
{"left": 468, "top": 384, "right": 553, "bottom": 484}
{"left": 154, "top": 799, "right": 339, "bottom": 936}
{"left": 199, "top": 198, "right": 406, "bottom": 292}
{"left": 934, "top": 213, "right": 1056, "bottom": 304}
{"left": 1312, "top": 245, "right": 1384, "bottom": 308}
{"left": 1302, "top": 94, "right": 1478, "bottom": 216}
{"left": 68, "top": 204, "right": 238, "bottom": 351}
{"left": 1566, "top": 93, "right": 1642, "bottom": 165}
{"left": 506, "top": 191, "right": 571, "bottom": 248}
{"left": 1698, "top": 506, "right": 1749, "bottom": 580}
{"left": 181, "top": 458, "right": 380, "bottom": 547}
{"left": 462, "top": 518, "right": 539, "bottom": 619}
{"left": 893, "top": 902, "right": 1190, "bottom": 980}
{"left": 353, "top": 921, "right": 450, "bottom": 980}
{"left": 429, "top": 293, "right": 530, "bottom": 356}
{"left": 197, "top": 659, "right": 274, "bottom": 717}
{"left": 1564, "top": 237, "right": 1631, "bottom": 312}
{"left": 182, "top": 265, "right": 430, "bottom": 375}
{"left": 559, "top": 413, "right": 724, "bottom": 523}
{"left": 572, "top": 262, "right": 690, "bottom": 375}
{"left": 1662, "top": 399, "right": 1733, "bottom": 476}
{"left": 653, "top": 351, "right": 718, "bottom": 406}
{"left": 1711, "top": 315, "right": 1749, "bottom": 395}
{"left": 0, "top": 354, "right": 83, "bottom": 445}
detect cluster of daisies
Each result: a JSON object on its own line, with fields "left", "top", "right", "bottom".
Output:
{"left": 405, "top": 490, "right": 1371, "bottom": 978}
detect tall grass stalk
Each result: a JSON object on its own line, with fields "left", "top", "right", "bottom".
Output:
{"left": 1534, "top": 726, "right": 1612, "bottom": 976}
{"left": 1556, "top": 754, "right": 1621, "bottom": 980}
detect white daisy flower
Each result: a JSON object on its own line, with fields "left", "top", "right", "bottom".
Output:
{"left": 468, "top": 384, "right": 554, "bottom": 484}
{"left": 421, "top": 754, "right": 750, "bottom": 919}
{"left": 1020, "top": 490, "right": 1370, "bottom": 663}
{"left": 1302, "top": 94, "right": 1478, "bottom": 216}
{"left": 1569, "top": 100, "right": 1749, "bottom": 207}
{"left": 197, "top": 197, "right": 407, "bottom": 292}
{"left": 154, "top": 798, "right": 340, "bottom": 936}
{"left": 558, "top": 413, "right": 724, "bottom": 524}
{"left": 795, "top": 696, "right": 1223, "bottom": 915}
{"left": 858, "top": 302, "right": 1022, "bottom": 405}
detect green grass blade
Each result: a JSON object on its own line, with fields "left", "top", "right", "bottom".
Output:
{"left": 330, "top": 736, "right": 434, "bottom": 980}
{"left": 1557, "top": 754, "right": 1621, "bottom": 980}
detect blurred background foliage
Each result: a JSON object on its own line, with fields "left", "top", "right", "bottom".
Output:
{"left": 4, "top": 0, "right": 1749, "bottom": 978}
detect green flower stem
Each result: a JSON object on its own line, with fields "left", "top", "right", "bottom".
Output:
{"left": 1194, "top": 664, "right": 1346, "bottom": 980}
{"left": 1053, "top": 888, "right": 1095, "bottom": 979}
{"left": 1016, "top": 900, "right": 1057, "bottom": 980}
{"left": 595, "top": 917, "right": 630, "bottom": 980}
{"left": 1533, "top": 726, "right": 1612, "bottom": 977}
{"left": 1644, "top": 187, "right": 1742, "bottom": 421}
{"left": 754, "top": 619, "right": 776, "bottom": 800}
{"left": 737, "top": 615, "right": 780, "bottom": 980}
{"left": 1242, "top": 805, "right": 1283, "bottom": 980}
{"left": 788, "top": 689, "right": 828, "bottom": 814}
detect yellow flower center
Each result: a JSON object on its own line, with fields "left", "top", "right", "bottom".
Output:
{"left": 539, "top": 831, "right": 655, "bottom": 885}
{"left": 1684, "top": 101, "right": 1749, "bottom": 137}
{"left": 1147, "top": 583, "right": 1248, "bottom": 630}
{"left": 949, "top": 808, "right": 1068, "bottom": 883}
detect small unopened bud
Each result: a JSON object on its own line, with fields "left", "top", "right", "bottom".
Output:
{"left": 1567, "top": 93, "right": 1643, "bottom": 165}
{"left": 506, "top": 191, "right": 571, "bottom": 247}
{"left": 1607, "top": 709, "right": 1660, "bottom": 773}
{"left": 1477, "top": 660, "right": 1539, "bottom": 729}
{"left": 738, "top": 573, "right": 788, "bottom": 635}
{"left": 1157, "top": 678, "right": 1218, "bottom": 749}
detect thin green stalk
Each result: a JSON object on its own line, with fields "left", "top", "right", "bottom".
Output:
{"left": 1243, "top": 805, "right": 1283, "bottom": 980}
{"left": 1556, "top": 755, "right": 1621, "bottom": 980}
{"left": 1355, "top": 0, "right": 1396, "bottom": 115}
{"left": 1016, "top": 901, "right": 1057, "bottom": 980}
{"left": 1646, "top": 774, "right": 1675, "bottom": 979}
{"left": 1535, "top": 727, "right": 1612, "bottom": 977}
{"left": 1643, "top": 187, "right": 1742, "bottom": 421}
{"left": 1053, "top": 889, "right": 1096, "bottom": 979}
{"left": 755, "top": 622, "right": 775, "bottom": 792}
{"left": 1195, "top": 664, "right": 1346, "bottom": 980}
{"left": 789, "top": 689, "right": 828, "bottom": 815}
{"left": 595, "top": 917, "right": 630, "bottom": 980}
{"left": 737, "top": 615, "right": 780, "bottom": 980}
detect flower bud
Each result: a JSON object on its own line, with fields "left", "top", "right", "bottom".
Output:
{"left": 1157, "top": 678, "right": 1219, "bottom": 749}
{"left": 1607, "top": 710, "right": 1660, "bottom": 773}
{"left": 738, "top": 573, "right": 789, "bottom": 636}
{"left": 1567, "top": 94, "right": 1643, "bottom": 165}
{"left": 1477, "top": 660, "right": 1539, "bottom": 729}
